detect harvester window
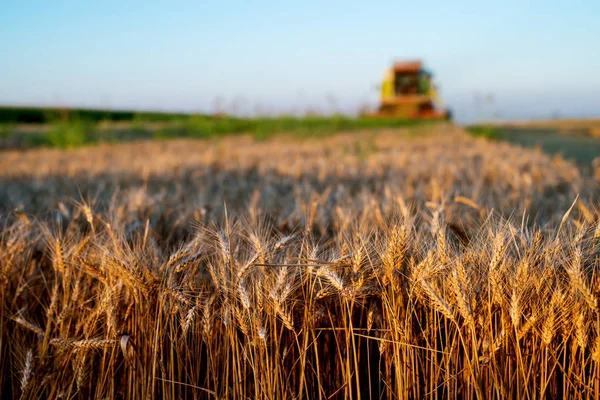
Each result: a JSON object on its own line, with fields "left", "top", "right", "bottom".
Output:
{"left": 395, "top": 73, "right": 419, "bottom": 95}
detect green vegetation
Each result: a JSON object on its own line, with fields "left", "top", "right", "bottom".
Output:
{"left": 0, "top": 106, "right": 191, "bottom": 124}
{"left": 465, "top": 124, "right": 502, "bottom": 140}
{"left": 1, "top": 113, "right": 437, "bottom": 149}
{"left": 45, "top": 121, "right": 95, "bottom": 149}
{"left": 178, "top": 115, "right": 431, "bottom": 140}
{"left": 0, "top": 123, "right": 12, "bottom": 140}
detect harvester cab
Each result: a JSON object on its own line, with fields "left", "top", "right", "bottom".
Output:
{"left": 375, "top": 60, "right": 450, "bottom": 120}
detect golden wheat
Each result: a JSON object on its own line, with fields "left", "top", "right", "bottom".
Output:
{"left": 0, "top": 126, "right": 599, "bottom": 398}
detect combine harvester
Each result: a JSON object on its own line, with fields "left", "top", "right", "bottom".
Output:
{"left": 372, "top": 60, "right": 450, "bottom": 120}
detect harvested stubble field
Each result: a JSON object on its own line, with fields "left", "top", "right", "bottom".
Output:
{"left": 1, "top": 124, "right": 600, "bottom": 399}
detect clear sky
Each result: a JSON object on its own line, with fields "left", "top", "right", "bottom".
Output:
{"left": 1, "top": 0, "right": 599, "bottom": 122}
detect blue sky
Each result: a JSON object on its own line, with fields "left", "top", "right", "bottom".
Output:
{"left": 1, "top": 0, "right": 599, "bottom": 122}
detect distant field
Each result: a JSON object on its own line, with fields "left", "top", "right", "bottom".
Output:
{"left": 0, "top": 107, "right": 438, "bottom": 149}
{"left": 467, "top": 121, "right": 600, "bottom": 167}
{"left": 495, "top": 118, "right": 600, "bottom": 137}
{"left": 0, "top": 105, "right": 191, "bottom": 124}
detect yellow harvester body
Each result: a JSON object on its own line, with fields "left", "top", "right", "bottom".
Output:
{"left": 374, "top": 60, "right": 449, "bottom": 119}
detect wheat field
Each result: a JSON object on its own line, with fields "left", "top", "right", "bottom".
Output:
{"left": 1, "top": 125, "right": 600, "bottom": 399}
